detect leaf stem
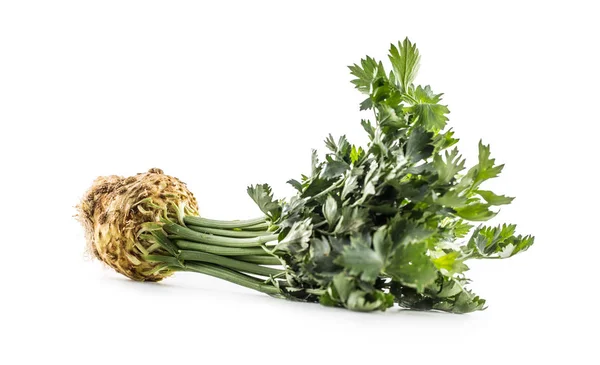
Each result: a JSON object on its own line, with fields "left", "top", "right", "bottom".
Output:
{"left": 182, "top": 263, "right": 283, "bottom": 295}
{"left": 183, "top": 216, "right": 267, "bottom": 229}
{"left": 233, "top": 255, "right": 282, "bottom": 265}
{"left": 310, "top": 179, "right": 345, "bottom": 201}
{"left": 187, "top": 225, "right": 272, "bottom": 238}
{"left": 241, "top": 222, "right": 271, "bottom": 231}
{"left": 178, "top": 250, "right": 283, "bottom": 277}
{"left": 175, "top": 240, "right": 269, "bottom": 256}
{"left": 164, "top": 223, "right": 278, "bottom": 247}
{"left": 401, "top": 92, "right": 418, "bottom": 105}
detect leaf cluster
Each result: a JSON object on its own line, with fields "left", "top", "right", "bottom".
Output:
{"left": 248, "top": 39, "right": 534, "bottom": 312}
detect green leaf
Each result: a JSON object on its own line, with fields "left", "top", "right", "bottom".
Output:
{"left": 359, "top": 97, "right": 373, "bottom": 111}
{"left": 323, "top": 195, "right": 339, "bottom": 227}
{"left": 326, "top": 273, "right": 394, "bottom": 312}
{"left": 308, "top": 237, "right": 337, "bottom": 276}
{"left": 332, "top": 273, "right": 353, "bottom": 302}
{"left": 409, "top": 85, "right": 450, "bottom": 132}
{"left": 361, "top": 119, "right": 375, "bottom": 139}
{"left": 350, "top": 145, "right": 364, "bottom": 164}
{"left": 373, "top": 225, "right": 391, "bottom": 259}
{"left": 476, "top": 190, "right": 514, "bottom": 206}
{"left": 466, "top": 224, "right": 535, "bottom": 259}
{"left": 433, "top": 128, "right": 459, "bottom": 151}
{"left": 405, "top": 126, "right": 434, "bottom": 162}
{"left": 386, "top": 241, "right": 438, "bottom": 292}
{"left": 341, "top": 174, "right": 359, "bottom": 201}
{"left": 247, "top": 184, "right": 281, "bottom": 221}
{"left": 328, "top": 236, "right": 350, "bottom": 254}
{"left": 349, "top": 56, "right": 385, "bottom": 95}
{"left": 433, "top": 278, "right": 465, "bottom": 298}
{"left": 319, "top": 292, "right": 338, "bottom": 307}
{"left": 432, "top": 251, "right": 468, "bottom": 274}
{"left": 390, "top": 283, "right": 434, "bottom": 310}
{"left": 434, "top": 148, "right": 465, "bottom": 184}
{"left": 286, "top": 179, "right": 302, "bottom": 192}
{"left": 389, "top": 38, "right": 420, "bottom": 92}
{"left": 436, "top": 190, "right": 469, "bottom": 208}
{"left": 346, "top": 290, "right": 392, "bottom": 312}
{"left": 335, "top": 244, "right": 384, "bottom": 282}
{"left": 377, "top": 104, "right": 406, "bottom": 129}
{"left": 324, "top": 135, "right": 350, "bottom": 158}
{"left": 324, "top": 134, "right": 337, "bottom": 152}
{"left": 353, "top": 161, "right": 380, "bottom": 206}
{"left": 372, "top": 82, "right": 392, "bottom": 103}
{"left": 392, "top": 277, "right": 487, "bottom": 314}
{"left": 455, "top": 203, "right": 497, "bottom": 221}
{"left": 301, "top": 177, "right": 333, "bottom": 198}
{"left": 321, "top": 159, "right": 350, "bottom": 179}
{"left": 433, "top": 289, "right": 486, "bottom": 314}
{"left": 276, "top": 218, "right": 313, "bottom": 254}
{"left": 371, "top": 127, "right": 388, "bottom": 157}
{"left": 457, "top": 142, "right": 506, "bottom": 196}
{"left": 448, "top": 219, "right": 473, "bottom": 238}
{"left": 311, "top": 149, "right": 320, "bottom": 177}
{"left": 334, "top": 206, "right": 369, "bottom": 234}
{"left": 388, "top": 216, "right": 435, "bottom": 247}
{"left": 310, "top": 236, "right": 331, "bottom": 258}
{"left": 468, "top": 141, "right": 505, "bottom": 188}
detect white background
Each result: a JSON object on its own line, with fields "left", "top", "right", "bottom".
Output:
{"left": 1, "top": 1, "right": 598, "bottom": 364}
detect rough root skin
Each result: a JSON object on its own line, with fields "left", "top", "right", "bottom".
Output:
{"left": 77, "top": 168, "right": 199, "bottom": 281}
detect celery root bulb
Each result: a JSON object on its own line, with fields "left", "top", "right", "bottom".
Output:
{"left": 77, "top": 168, "right": 199, "bottom": 281}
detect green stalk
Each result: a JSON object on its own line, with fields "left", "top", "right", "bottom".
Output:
{"left": 233, "top": 255, "right": 282, "bottom": 265}
{"left": 178, "top": 250, "right": 283, "bottom": 277}
{"left": 310, "top": 179, "right": 345, "bottom": 201}
{"left": 240, "top": 222, "right": 270, "bottom": 231}
{"left": 175, "top": 240, "right": 270, "bottom": 256}
{"left": 187, "top": 225, "right": 271, "bottom": 238}
{"left": 146, "top": 254, "right": 181, "bottom": 267}
{"left": 183, "top": 216, "right": 267, "bottom": 229}
{"left": 164, "top": 223, "right": 278, "bottom": 247}
{"left": 182, "top": 263, "right": 282, "bottom": 295}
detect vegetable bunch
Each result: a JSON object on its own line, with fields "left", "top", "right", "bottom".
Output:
{"left": 79, "top": 39, "right": 534, "bottom": 313}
